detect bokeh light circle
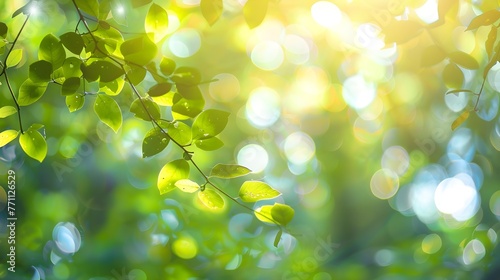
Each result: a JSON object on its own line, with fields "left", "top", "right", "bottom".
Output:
{"left": 311, "top": 1, "right": 342, "bottom": 29}
{"left": 284, "top": 132, "right": 316, "bottom": 165}
{"left": 168, "top": 28, "right": 201, "bottom": 58}
{"left": 209, "top": 73, "right": 240, "bottom": 102}
{"left": 251, "top": 41, "right": 284, "bottom": 71}
{"left": 246, "top": 87, "right": 281, "bottom": 128}
{"left": 172, "top": 235, "right": 198, "bottom": 259}
{"left": 237, "top": 144, "right": 269, "bottom": 173}
{"left": 370, "top": 169, "right": 399, "bottom": 200}
{"left": 342, "top": 74, "right": 376, "bottom": 109}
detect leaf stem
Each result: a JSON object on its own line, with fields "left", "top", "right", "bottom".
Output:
{"left": 70, "top": 0, "right": 283, "bottom": 229}
{"left": 0, "top": 13, "right": 31, "bottom": 134}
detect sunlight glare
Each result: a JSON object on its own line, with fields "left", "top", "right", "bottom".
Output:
{"left": 342, "top": 74, "right": 376, "bottom": 109}
{"left": 251, "top": 41, "right": 284, "bottom": 70}
{"left": 311, "top": 1, "right": 342, "bottom": 29}
{"left": 246, "top": 87, "right": 281, "bottom": 128}
{"left": 237, "top": 144, "right": 269, "bottom": 173}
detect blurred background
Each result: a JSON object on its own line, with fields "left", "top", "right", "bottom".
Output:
{"left": 1, "top": 0, "right": 500, "bottom": 279}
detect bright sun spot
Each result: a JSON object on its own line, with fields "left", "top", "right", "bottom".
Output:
{"left": 116, "top": 5, "right": 125, "bottom": 15}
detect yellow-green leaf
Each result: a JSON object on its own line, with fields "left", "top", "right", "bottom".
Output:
{"left": 75, "top": 0, "right": 100, "bottom": 18}
{"left": 0, "top": 130, "right": 19, "bottom": 147}
{"left": 442, "top": 63, "right": 463, "bottom": 89}
{"left": 239, "top": 181, "right": 281, "bottom": 202}
{"left": 29, "top": 60, "right": 53, "bottom": 83}
{"left": 274, "top": 229, "right": 283, "bottom": 247}
{"left": 271, "top": 203, "right": 294, "bottom": 226}
{"left": 94, "top": 94, "right": 122, "bottom": 133}
{"left": 486, "top": 26, "right": 497, "bottom": 59}
{"left": 142, "top": 127, "right": 169, "bottom": 158}
{"left": 466, "top": 9, "right": 500, "bottom": 31}
{"left": 254, "top": 205, "right": 274, "bottom": 224}
{"left": 194, "top": 137, "right": 224, "bottom": 151}
{"left": 448, "top": 51, "right": 479, "bottom": 69}
{"left": 451, "top": 111, "right": 469, "bottom": 131}
{"left": 191, "top": 109, "right": 229, "bottom": 140}
{"left": 19, "top": 129, "right": 47, "bottom": 162}
{"left": 145, "top": 3, "right": 169, "bottom": 43}
{"left": 198, "top": 188, "right": 224, "bottom": 210}
{"left": 175, "top": 179, "right": 200, "bottom": 193}
{"left": 66, "top": 94, "right": 85, "bottom": 112}
{"left": 209, "top": 164, "right": 251, "bottom": 179}
{"left": 18, "top": 79, "right": 48, "bottom": 106}
{"left": 6, "top": 49, "right": 23, "bottom": 68}
{"left": 201, "top": 0, "right": 223, "bottom": 26}
{"left": 158, "top": 159, "right": 190, "bottom": 194}
{"left": 0, "top": 106, "right": 17, "bottom": 118}
{"left": 39, "top": 34, "right": 66, "bottom": 69}
{"left": 243, "top": 0, "right": 269, "bottom": 28}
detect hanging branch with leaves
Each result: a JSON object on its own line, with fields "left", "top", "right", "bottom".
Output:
{"left": 0, "top": 0, "right": 294, "bottom": 246}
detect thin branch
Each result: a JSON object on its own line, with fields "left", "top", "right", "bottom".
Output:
{"left": 70, "top": 0, "right": 283, "bottom": 228}
{"left": 0, "top": 13, "right": 31, "bottom": 134}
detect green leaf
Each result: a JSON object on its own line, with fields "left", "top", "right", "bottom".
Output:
{"left": 157, "top": 159, "right": 190, "bottom": 194}
{"left": 148, "top": 83, "right": 172, "bottom": 97}
{"left": 132, "top": 0, "right": 153, "bottom": 8}
{"left": 448, "top": 51, "right": 479, "bottom": 69}
{"left": 0, "top": 106, "right": 17, "bottom": 118}
{"left": 94, "top": 94, "right": 122, "bottom": 132}
{"left": 421, "top": 45, "right": 446, "bottom": 67}
{"left": 201, "top": 0, "right": 223, "bottom": 26}
{"left": 121, "top": 35, "right": 158, "bottom": 66}
{"left": 82, "top": 60, "right": 124, "bottom": 83}
{"left": 39, "top": 34, "right": 66, "bottom": 69}
{"left": 274, "top": 229, "right": 283, "bottom": 247}
{"left": 451, "top": 111, "right": 470, "bottom": 131}
{"left": 159, "top": 57, "right": 176, "bottom": 76}
{"left": 271, "top": 203, "right": 294, "bottom": 226}
{"left": 198, "top": 189, "right": 224, "bottom": 210}
{"left": 6, "top": 49, "right": 23, "bottom": 68}
{"left": 12, "top": 1, "right": 32, "bottom": 18}
{"left": 18, "top": 79, "right": 48, "bottom": 106}
{"left": 175, "top": 179, "right": 200, "bottom": 193}
{"left": 254, "top": 205, "right": 274, "bottom": 224}
{"left": 194, "top": 137, "right": 224, "bottom": 151}
{"left": 160, "top": 120, "right": 192, "bottom": 146}
{"left": 62, "top": 77, "right": 81, "bottom": 96}
{"left": 60, "top": 32, "right": 84, "bottom": 55}
{"left": 75, "top": 0, "right": 100, "bottom": 18}
{"left": 192, "top": 109, "right": 230, "bottom": 140}
{"left": 210, "top": 164, "right": 252, "bottom": 179}
{"left": 130, "top": 98, "right": 161, "bottom": 121}
{"left": 62, "top": 57, "right": 83, "bottom": 77}
{"left": 445, "top": 89, "right": 476, "bottom": 96}
{"left": 171, "top": 67, "right": 202, "bottom": 85}
{"left": 239, "top": 181, "right": 281, "bottom": 202}
{"left": 466, "top": 9, "right": 500, "bottom": 31}
{"left": 145, "top": 3, "right": 169, "bottom": 43}
{"left": 19, "top": 129, "right": 47, "bottom": 162}
{"left": 0, "top": 22, "right": 8, "bottom": 38}
{"left": 127, "top": 65, "right": 147, "bottom": 85}
{"left": 142, "top": 127, "right": 169, "bottom": 158}
{"left": 486, "top": 26, "right": 497, "bottom": 59}
{"left": 172, "top": 96, "right": 205, "bottom": 120}
{"left": 177, "top": 84, "right": 202, "bottom": 100}
{"left": 442, "top": 63, "right": 463, "bottom": 89}
{"left": 66, "top": 94, "right": 85, "bottom": 112}
{"left": 99, "top": 78, "right": 125, "bottom": 96}
{"left": 29, "top": 60, "right": 53, "bottom": 83}
{"left": 0, "top": 130, "right": 19, "bottom": 147}
{"left": 243, "top": 0, "right": 269, "bottom": 28}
